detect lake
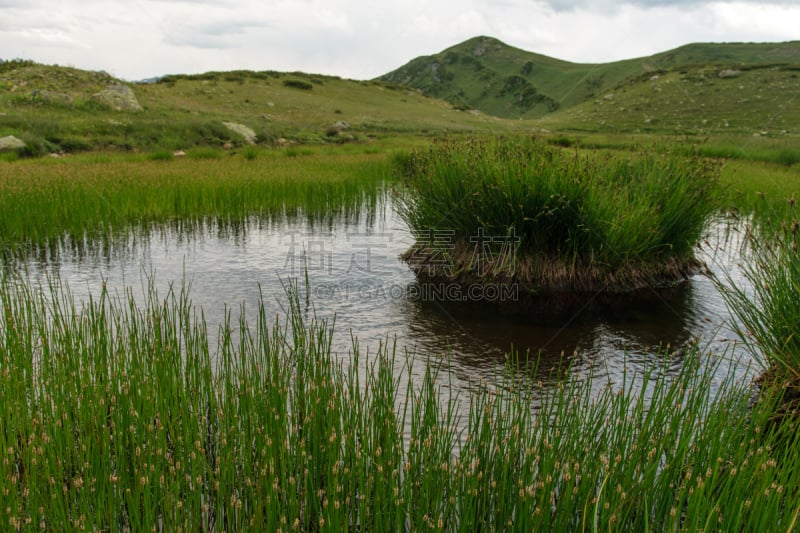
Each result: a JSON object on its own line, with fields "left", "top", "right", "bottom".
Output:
{"left": 14, "top": 194, "right": 757, "bottom": 408}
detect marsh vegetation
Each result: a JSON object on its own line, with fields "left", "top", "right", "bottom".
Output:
{"left": 1, "top": 134, "right": 799, "bottom": 530}
{"left": 396, "top": 138, "right": 719, "bottom": 298}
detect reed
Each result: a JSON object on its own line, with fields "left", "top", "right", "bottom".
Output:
{"left": 0, "top": 152, "right": 390, "bottom": 257}
{"left": 715, "top": 197, "right": 800, "bottom": 417}
{"left": 1, "top": 272, "right": 798, "bottom": 531}
{"left": 395, "top": 137, "right": 720, "bottom": 294}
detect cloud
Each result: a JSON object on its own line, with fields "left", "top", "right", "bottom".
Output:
{"left": 0, "top": 0, "right": 41, "bottom": 5}
{"left": 542, "top": 0, "right": 799, "bottom": 11}
{"left": 164, "top": 18, "right": 269, "bottom": 49}
{"left": 1, "top": 0, "right": 797, "bottom": 80}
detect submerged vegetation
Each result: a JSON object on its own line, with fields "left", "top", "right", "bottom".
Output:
{"left": 1, "top": 275, "right": 799, "bottom": 531}
{"left": 396, "top": 138, "right": 720, "bottom": 295}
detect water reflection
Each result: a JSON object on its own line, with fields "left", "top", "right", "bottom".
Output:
{"left": 5, "top": 196, "right": 756, "bottom": 404}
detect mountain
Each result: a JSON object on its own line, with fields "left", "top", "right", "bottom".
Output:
{"left": 378, "top": 36, "right": 800, "bottom": 122}
{"left": 3, "top": 37, "right": 800, "bottom": 156}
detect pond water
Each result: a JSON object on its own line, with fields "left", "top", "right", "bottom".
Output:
{"left": 14, "top": 194, "right": 757, "bottom": 405}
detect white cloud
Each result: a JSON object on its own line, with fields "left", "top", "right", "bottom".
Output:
{"left": 542, "top": 0, "right": 799, "bottom": 11}
{"left": 0, "top": 0, "right": 797, "bottom": 80}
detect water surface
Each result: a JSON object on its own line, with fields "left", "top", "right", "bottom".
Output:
{"left": 15, "top": 198, "right": 757, "bottom": 405}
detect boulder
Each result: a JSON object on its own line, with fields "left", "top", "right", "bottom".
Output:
{"left": 222, "top": 122, "right": 256, "bottom": 144}
{"left": 0, "top": 135, "right": 26, "bottom": 151}
{"left": 718, "top": 69, "right": 741, "bottom": 79}
{"left": 91, "top": 85, "right": 143, "bottom": 112}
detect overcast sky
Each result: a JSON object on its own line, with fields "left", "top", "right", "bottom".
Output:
{"left": 1, "top": 0, "right": 798, "bottom": 81}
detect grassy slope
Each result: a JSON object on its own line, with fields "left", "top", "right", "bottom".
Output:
{"left": 542, "top": 64, "right": 800, "bottom": 135}
{"left": 2, "top": 38, "right": 800, "bottom": 157}
{"left": 0, "top": 64, "right": 522, "bottom": 154}
{"left": 379, "top": 36, "right": 800, "bottom": 128}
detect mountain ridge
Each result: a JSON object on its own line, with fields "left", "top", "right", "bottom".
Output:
{"left": 2, "top": 37, "right": 799, "bottom": 156}
{"left": 378, "top": 35, "right": 800, "bottom": 120}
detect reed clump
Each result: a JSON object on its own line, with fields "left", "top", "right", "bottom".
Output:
{"left": 717, "top": 196, "right": 800, "bottom": 424}
{"left": 1, "top": 273, "right": 799, "bottom": 531}
{"left": 395, "top": 137, "right": 720, "bottom": 297}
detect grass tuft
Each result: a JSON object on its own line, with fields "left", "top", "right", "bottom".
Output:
{"left": 395, "top": 137, "right": 720, "bottom": 294}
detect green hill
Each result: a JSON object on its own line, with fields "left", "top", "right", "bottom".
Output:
{"left": 541, "top": 62, "right": 800, "bottom": 135}
{"left": 2, "top": 36, "right": 800, "bottom": 156}
{"left": 378, "top": 36, "right": 800, "bottom": 126}
{"left": 0, "top": 61, "right": 522, "bottom": 155}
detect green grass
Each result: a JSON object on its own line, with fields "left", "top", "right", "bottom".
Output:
{"left": 395, "top": 137, "right": 720, "bottom": 293}
{"left": 381, "top": 35, "right": 800, "bottom": 126}
{"left": 3, "top": 54, "right": 799, "bottom": 164}
{"left": 543, "top": 65, "right": 800, "bottom": 136}
{"left": 1, "top": 272, "right": 799, "bottom": 531}
{"left": 715, "top": 198, "right": 800, "bottom": 394}
{"left": 0, "top": 150, "right": 391, "bottom": 256}
{"left": 0, "top": 62, "right": 522, "bottom": 156}
{"left": 716, "top": 158, "right": 800, "bottom": 214}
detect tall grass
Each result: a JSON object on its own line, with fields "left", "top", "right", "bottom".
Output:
{"left": 1, "top": 272, "right": 799, "bottom": 531}
{"left": 0, "top": 153, "right": 390, "bottom": 257}
{"left": 716, "top": 197, "right": 800, "bottom": 404}
{"left": 395, "top": 137, "right": 719, "bottom": 293}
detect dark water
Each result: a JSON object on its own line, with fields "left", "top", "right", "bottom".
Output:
{"left": 16, "top": 198, "right": 757, "bottom": 405}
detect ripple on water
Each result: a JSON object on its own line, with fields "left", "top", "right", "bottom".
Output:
{"left": 15, "top": 205, "right": 758, "bottom": 412}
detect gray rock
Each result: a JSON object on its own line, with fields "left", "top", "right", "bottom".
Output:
{"left": 91, "top": 85, "right": 143, "bottom": 112}
{"left": 222, "top": 122, "right": 257, "bottom": 144}
{"left": 718, "top": 69, "right": 741, "bottom": 79}
{"left": 332, "top": 120, "right": 350, "bottom": 130}
{"left": 0, "top": 135, "right": 26, "bottom": 151}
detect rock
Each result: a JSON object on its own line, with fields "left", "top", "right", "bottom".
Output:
{"left": 173, "top": 150, "right": 186, "bottom": 157}
{"left": 718, "top": 69, "right": 741, "bottom": 79}
{"left": 0, "top": 135, "right": 26, "bottom": 151}
{"left": 223, "top": 142, "right": 233, "bottom": 150}
{"left": 91, "top": 85, "right": 143, "bottom": 111}
{"left": 222, "top": 122, "right": 256, "bottom": 144}
{"left": 332, "top": 120, "right": 350, "bottom": 131}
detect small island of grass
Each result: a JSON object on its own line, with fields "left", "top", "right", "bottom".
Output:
{"left": 395, "top": 137, "right": 720, "bottom": 305}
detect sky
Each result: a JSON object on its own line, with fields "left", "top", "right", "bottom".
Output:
{"left": 1, "top": 0, "right": 798, "bottom": 81}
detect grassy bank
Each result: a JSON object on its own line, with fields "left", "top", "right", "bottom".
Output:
{"left": 0, "top": 149, "right": 391, "bottom": 257}
{"left": 395, "top": 137, "right": 720, "bottom": 295}
{"left": 1, "top": 273, "right": 799, "bottom": 531}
